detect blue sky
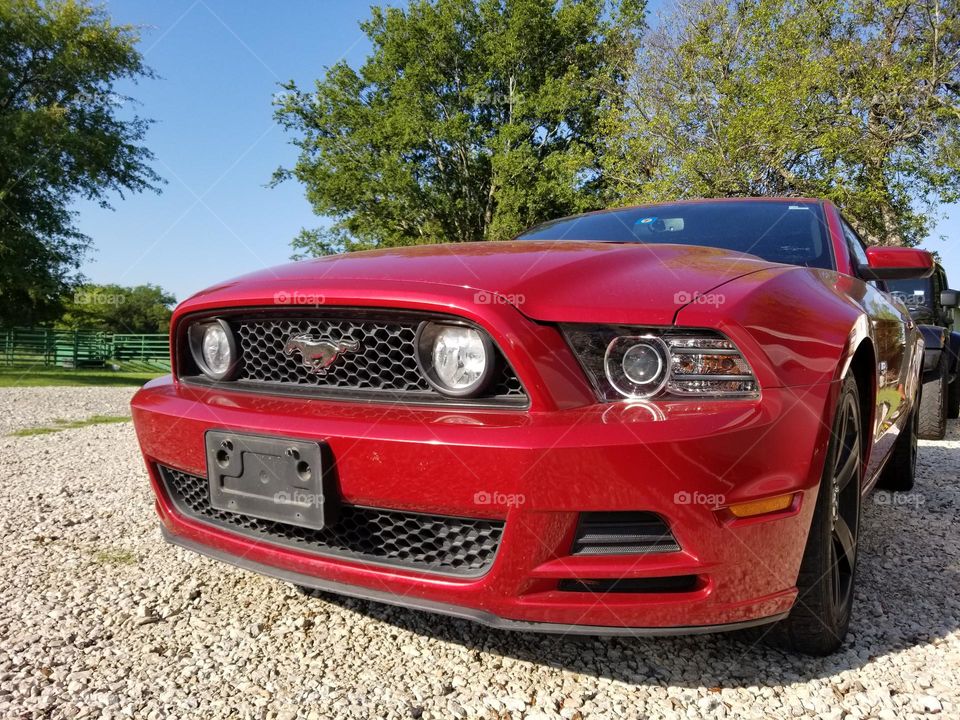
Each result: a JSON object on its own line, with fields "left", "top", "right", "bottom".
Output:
{"left": 74, "top": 0, "right": 960, "bottom": 303}
{"left": 74, "top": 0, "right": 390, "bottom": 302}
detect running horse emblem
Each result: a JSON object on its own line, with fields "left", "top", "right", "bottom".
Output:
{"left": 282, "top": 334, "right": 361, "bottom": 375}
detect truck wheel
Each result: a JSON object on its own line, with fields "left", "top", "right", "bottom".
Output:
{"left": 918, "top": 353, "right": 947, "bottom": 439}
{"left": 949, "top": 366, "right": 959, "bottom": 419}
{"left": 765, "top": 374, "right": 861, "bottom": 656}
{"left": 878, "top": 397, "right": 919, "bottom": 492}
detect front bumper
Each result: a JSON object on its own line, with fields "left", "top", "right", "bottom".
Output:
{"left": 163, "top": 529, "right": 786, "bottom": 635}
{"left": 132, "top": 375, "right": 837, "bottom": 632}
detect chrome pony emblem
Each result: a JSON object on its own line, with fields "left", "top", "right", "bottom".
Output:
{"left": 282, "top": 334, "right": 360, "bottom": 375}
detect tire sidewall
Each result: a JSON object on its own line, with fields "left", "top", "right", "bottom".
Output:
{"left": 772, "top": 374, "right": 861, "bottom": 653}
{"left": 817, "top": 375, "right": 861, "bottom": 632}
{"left": 918, "top": 352, "right": 948, "bottom": 439}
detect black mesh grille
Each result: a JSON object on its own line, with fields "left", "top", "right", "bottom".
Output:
{"left": 237, "top": 317, "right": 424, "bottom": 391}
{"left": 185, "top": 311, "right": 525, "bottom": 405}
{"left": 572, "top": 512, "right": 680, "bottom": 555}
{"left": 158, "top": 465, "right": 503, "bottom": 577}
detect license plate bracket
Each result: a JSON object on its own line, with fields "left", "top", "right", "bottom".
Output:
{"left": 205, "top": 431, "right": 331, "bottom": 530}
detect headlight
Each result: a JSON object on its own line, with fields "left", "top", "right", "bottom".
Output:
{"left": 188, "top": 319, "right": 238, "bottom": 380}
{"left": 604, "top": 336, "right": 669, "bottom": 398}
{"left": 562, "top": 325, "right": 758, "bottom": 401}
{"left": 416, "top": 321, "right": 494, "bottom": 397}
{"left": 667, "top": 337, "right": 756, "bottom": 395}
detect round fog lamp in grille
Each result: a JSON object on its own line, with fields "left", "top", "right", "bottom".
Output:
{"left": 188, "top": 319, "right": 238, "bottom": 381}
{"left": 203, "top": 325, "right": 231, "bottom": 374}
{"left": 416, "top": 322, "right": 494, "bottom": 397}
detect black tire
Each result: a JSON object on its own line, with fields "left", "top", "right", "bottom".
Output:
{"left": 948, "top": 364, "right": 959, "bottom": 419}
{"left": 877, "top": 395, "right": 919, "bottom": 492}
{"left": 765, "top": 374, "right": 862, "bottom": 656}
{"left": 918, "top": 353, "right": 948, "bottom": 439}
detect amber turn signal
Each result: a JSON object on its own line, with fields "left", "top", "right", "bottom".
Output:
{"left": 728, "top": 493, "right": 796, "bottom": 518}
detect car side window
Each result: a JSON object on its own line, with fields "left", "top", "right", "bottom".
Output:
{"left": 839, "top": 219, "right": 882, "bottom": 287}
{"left": 840, "top": 220, "right": 869, "bottom": 267}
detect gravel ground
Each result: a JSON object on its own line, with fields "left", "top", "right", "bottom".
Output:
{"left": 1, "top": 388, "right": 958, "bottom": 719}
{"left": 0, "top": 387, "right": 136, "bottom": 435}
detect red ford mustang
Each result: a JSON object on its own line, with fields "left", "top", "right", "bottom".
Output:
{"left": 132, "top": 198, "right": 933, "bottom": 655}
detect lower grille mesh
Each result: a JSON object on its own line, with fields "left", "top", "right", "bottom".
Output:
{"left": 158, "top": 465, "right": 503, "bottom": 577}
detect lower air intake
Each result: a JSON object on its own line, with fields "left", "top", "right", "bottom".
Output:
{"left": 571, "top": 511, "right": 680, "bottom": 555}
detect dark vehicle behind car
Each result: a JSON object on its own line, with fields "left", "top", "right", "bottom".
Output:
{"left": 888, "top": 264, "right": 960, "bottom": 438}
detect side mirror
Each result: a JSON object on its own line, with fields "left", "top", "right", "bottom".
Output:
{"left": 941, "top": 289, "right": 959, "bottom": 308}
{"left": 859, "top": 247, "right": 934, "bottom": 281}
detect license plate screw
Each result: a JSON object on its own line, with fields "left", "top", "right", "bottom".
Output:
{"left": 216, "top": 439, "right": 234, "bottom": 468}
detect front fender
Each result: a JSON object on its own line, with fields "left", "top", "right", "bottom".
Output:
{"left": 918, "top": 325, "right": 947, "bottom": 377}
{"left": 674, "top": 266, "right": 866, "bottom": 389}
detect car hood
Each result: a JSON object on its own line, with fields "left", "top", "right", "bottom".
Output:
{"left": 182, "top": 241, "right": 782, "bottom": 325}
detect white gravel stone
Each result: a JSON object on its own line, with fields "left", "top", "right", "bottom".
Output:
{"left": 1, "top": 387, "right": 959, "bottom": 719}
{"left": 0, "top": 386, "right": 136, "bottom": 434}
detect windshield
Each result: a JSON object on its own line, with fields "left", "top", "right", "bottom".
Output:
{"left": 517, "top": 201, "right": 834, "bottom": 269}
{"left": 886, "top": 278, "right": 932, "bottom": 308}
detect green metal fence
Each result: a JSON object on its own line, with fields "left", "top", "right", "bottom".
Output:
{"left": 111, "top": 334, "right": 172, "bottom": 371}
{"left": 1, "top": 328, "right": 170, "bottom": 371}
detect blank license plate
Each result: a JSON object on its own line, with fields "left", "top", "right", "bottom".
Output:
{"left": 205, "top": 431, "right": 329, "bottom": 530}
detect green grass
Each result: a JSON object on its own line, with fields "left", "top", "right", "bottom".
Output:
{"left": 92, "top": 548, "right": 138, "bottom": 566}
{"left": 0, "top": 366, "right": 162, "bottom": 388}
{"left": 11, "top": 414, "right": 131, "bottom": 437}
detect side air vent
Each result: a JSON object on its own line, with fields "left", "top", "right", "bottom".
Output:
{"left": 571, "top": 512, "right": 680, "bottom": 555}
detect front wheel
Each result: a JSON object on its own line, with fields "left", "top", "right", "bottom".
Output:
{"left": 918, "top": 353, "right": 948, "bottom": 439}
{"left": 765, "top": 374, "right": 862, "bottom": 655}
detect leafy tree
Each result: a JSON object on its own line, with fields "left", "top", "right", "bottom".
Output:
{"left": 275, "top": 0, "right": 644, "bottom": 256}
{"left": 0, "top": 0, "right": 159, "bottom": 326}
{"left": 58, "top": 283, "right": 175, "bottom": 333}
{"left": 603, "top": 0, "right": 960, "bottom": 246}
